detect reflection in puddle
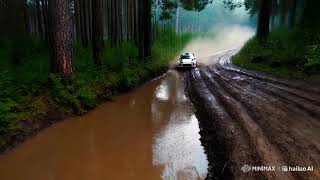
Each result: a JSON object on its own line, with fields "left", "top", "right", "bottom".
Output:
{"left": 156, "top": 79, "right": 169, "bottom": 101}
{"left": 0, "top": 70, "right": 208, "bottom": 180}
{"left": 152, "top": 71, "right": 208, "bottom": 180}
{"left": 153, "top": 115, "right": 207, "bottom": 179}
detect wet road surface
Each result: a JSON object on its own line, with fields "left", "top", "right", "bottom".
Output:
{"left": 0, "top": 71, "right": 208, "bottom": 180}
{"left": 185, "top": 50, "right": 320, "bottom": 180}
{"left": 1, "top": 47, "right": 319, "bottom": 180}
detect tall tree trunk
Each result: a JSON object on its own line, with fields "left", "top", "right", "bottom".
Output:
{"left": 106, "top": 0, "right": 111, "bottom": 38}
{"left": 270, "top": 0, "right": 276, "bottom": 29}
{"left": 271, "top": 13, "right": 275, "bottom": 29}
{"left": 133, "top": 0, "right": 139, "bottom": 45}
{"left": 280, "top": 0, "right": 289, "bottom": 26}
{"left": 20, "top": 0, "right": 29, "bottom": 35}
{"left": 74, "top": 0, "right": 81, "bottom": 39}
{"left": 80, "top": 0, "right": 89, "bottom": 47}
{"left": 88, "top": 0, "right": 92, "bottom": 40}
{"left": 49, "top": 0, "right": 74, "bottom": 81}
{"left": 257, "top": 0, "right": 272, "bottom": 40}
{"left": 92, "top": 0, "right": 104, "bottom": 65}
{"left": 124, "top": 0, "right": 129, "bottom": 41}
{"left": 175, "top": 5, "right": 179, "bottom": 34}
{"left": 115, "top": 0, "right": 120, "bottom": 45}
{"left": 301, "top": 0, "right": 320, "bottom": 28}
{"left": 36, "top": 0, "right": 44, "bottom": 38}
{"left": 31, "top": 6, "right": 37, "bottom": 35}
{"left": 128, "top": 0, "right": 136, "bottom": 41}
{"left": 109, "top": 0, "right": 115, "bottom": 46}
{"left": 289, "top": 0, "right": 297, "bottom": 27}
{"left": 41, "top": 0, "right": 49, "bottom": 41}
{"left": 138, "top": 0, "right": 151, "bottom": 59}
{"left": 119, "top": 0, "right": 123, "bottom": 43}
{"left": 108, "top": 0, "right": 122, "bottom": 47}
{"left": 102, "top": 0, "right": 107, "bottom": 36}
{"left": 144, "top": 0, "right": 152, "bottom": 59}
{"left": 152, "top": 4, "right": 157, "bottom": 43}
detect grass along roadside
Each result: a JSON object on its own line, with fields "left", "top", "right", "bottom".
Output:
{"left": 232, "top": 28, "right": 320, "bottom": 80}
{"left": 0, "top": 29, "right": 193, "bottom": 151}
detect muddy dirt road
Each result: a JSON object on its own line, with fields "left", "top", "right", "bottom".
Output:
{"left": 184, "top": 50, "right": 320, "bottom": 180}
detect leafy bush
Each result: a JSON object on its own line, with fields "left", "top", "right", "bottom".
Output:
{"left": 0, "top": 98, "right": 18, "bottom": 147}
{"left": 49, "top": 74, "right": 84, "bottom": 114}
{"left": 305, "top": 45, "right": 320, "bottom": 74}
{"left": 103, "top": 41, "right": 138, "bottom": 70}
{"left": 233, "top": 27, "right": 320, "bottom": 79}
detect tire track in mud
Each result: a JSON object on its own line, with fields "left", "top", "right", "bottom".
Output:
{"left": 183, "top": 50, "right": 320, "bottom": 180}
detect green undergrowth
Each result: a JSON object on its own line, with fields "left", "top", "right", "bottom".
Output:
{"left": 0, "top": 29, "right": 192, "bottom": 149}
{"left": 233, "top": 27, "right": 320, "bottom": 80}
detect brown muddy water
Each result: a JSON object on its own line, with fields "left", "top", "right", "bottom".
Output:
{"left": 0, "top": 70, "right": 208, "bottom": 180}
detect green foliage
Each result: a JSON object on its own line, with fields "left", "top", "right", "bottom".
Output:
{"left": 0, "top": 28, "right": 192, "bottom": 149}
{"left": 103, "top": 41, "right": 138, "bottom": 69}
{"left": 120, "top": 62, "right": 141, "bottom": 87}
{"left": 152, "top": 28, "right": 192, "bottom": 67}
{"left": 233, "top": 27, "right": 320, "bottom": 79}
{"left": 158, "top": 0, "right": 210, "bottom": 21}
{"left": 305, "top": 45, "right": 320, "bottom": 74}
{"left": 0, "top": 38, "right": 49, "bottom": 146}
{"left": 0, "top": 99, "right": 18, "bottom": 147}
{"left": 50, "top": 74, "right": 85, "bottom": 114}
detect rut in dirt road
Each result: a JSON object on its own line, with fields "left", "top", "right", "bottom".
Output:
{"left": 184, "top": 50, "right": 320, "bottom": 180}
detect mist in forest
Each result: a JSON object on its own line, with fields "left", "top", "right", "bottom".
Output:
{"left": 166, "top": 0, "right": 256, "bottom": 33}
{"left": 181, "top": 25, "right": 255, "bottom": 65}
{"left": 170, "top": 1, "right": 256, "bottom": 65}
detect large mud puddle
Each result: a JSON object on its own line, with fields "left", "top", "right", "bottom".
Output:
{"left": 0, "top": 70, "right": 207, "bottom": 180}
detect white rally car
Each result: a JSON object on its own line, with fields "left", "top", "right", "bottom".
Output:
{"left": 178, "top": 52, "right": 197, "bottom": 68}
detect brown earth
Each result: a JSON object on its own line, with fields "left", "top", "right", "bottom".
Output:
{"left": 183, "top": 50, "right": 320, "bottom": 180}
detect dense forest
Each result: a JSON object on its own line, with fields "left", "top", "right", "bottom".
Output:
{"left": 0, "top": 0, "right": 212, "bottom": 150}
{"left": 230, "top": 0, "right": 320, "bottom": 78}
{"left": 0, "top": 0, "right": 319, "bottom": 152}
